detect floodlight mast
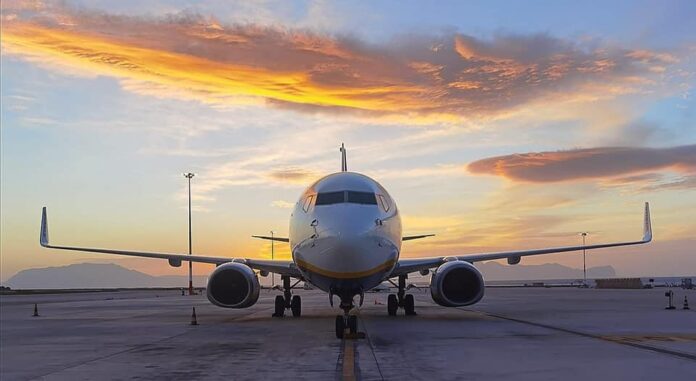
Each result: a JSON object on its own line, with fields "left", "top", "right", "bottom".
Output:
{"left": 581, "top": 232, "right": 588, "bottom": 286}
{"left": 270, "top": 230, "right": 275, "bottom": 288}
{"left": 184, "top": 172, "right": 195, "bottom": 295}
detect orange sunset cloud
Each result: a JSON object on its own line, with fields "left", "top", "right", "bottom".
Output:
{"left": 467, "top": 145, "right": 696, "bottom": 185}
{"left": 0, "top": 3, "right": 678, "bottom": 121}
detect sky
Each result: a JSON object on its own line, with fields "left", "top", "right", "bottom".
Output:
{"left": 1, "top": 0, "right": 695, "bottom": 282}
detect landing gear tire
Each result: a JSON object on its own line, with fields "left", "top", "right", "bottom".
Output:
{"left": 347, "top": 315, "right": 358, "bottom": 334}
{"left": 291, "top": 295, "right": 302, "bottom": 317}
{"left": 387, "top": 294, "right": 398, "bottom": 316}
{"left": 273, "top": 295, "right": 285, "bottom": 317}
{"left": 404, "top": 294, "right": 416, "bottom": 316}
{"left": 335, "top": 315, "right": 345, "bottom": 339}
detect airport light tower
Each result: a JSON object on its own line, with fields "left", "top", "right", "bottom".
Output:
{"left": 184, "top": 172, "right": 195, "bottom": 295}
{"left": 581, "top": 232, "right": 588, "bottom": 286}
{"left": 270, "top": 230, "right": 275, "bottom": 288}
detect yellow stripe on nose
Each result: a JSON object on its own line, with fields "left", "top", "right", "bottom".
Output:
{"left": 296, "top": 258, "right": 396, "bottom": 279}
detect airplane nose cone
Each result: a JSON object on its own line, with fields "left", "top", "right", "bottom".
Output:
{"left": 314, "top": 206, "right": 379, "bottom": 239}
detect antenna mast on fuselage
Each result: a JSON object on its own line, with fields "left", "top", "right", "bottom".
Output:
{"left": 340, "top": 143, "right": 347, "bottom": 172}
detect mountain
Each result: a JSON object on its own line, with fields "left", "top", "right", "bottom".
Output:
{"left": 4, "top": 263, "right": 208, "bottom": 289}
{"left": 475, "top": 261, "right": 615, "bottom": 281}
{"left": 3, "top": 261, "right": 616, "bottom": 289}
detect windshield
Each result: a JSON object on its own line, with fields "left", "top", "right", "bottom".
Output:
{"left": 315, "top": 191, "right": 377, "bottom": 206}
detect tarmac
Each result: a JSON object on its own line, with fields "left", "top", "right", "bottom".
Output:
{"left": 1, "top": 287, "right": 695, "bottom": 380}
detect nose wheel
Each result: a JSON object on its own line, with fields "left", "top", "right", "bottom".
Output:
{"left": 335, "top": 314, "right": 358, "bottom": 339}
{"left": 387, "top": 275, "right": 417, "bottom": 316}
{"left": 335, "top": 296, "right": 359, "bottom": 339}
{"left": 335, "top": 315, "right": 358, "bottom": 338}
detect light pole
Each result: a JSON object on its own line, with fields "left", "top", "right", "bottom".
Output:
{"left": 270, "top": 230, "right": 275, "bottom": 288}
{"left": 580, "top": 232, "right": 588, "bottom": 286}
{"left": 184, "top": 172, "right": 195, "bottom": 295}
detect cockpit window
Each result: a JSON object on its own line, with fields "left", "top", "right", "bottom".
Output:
{"left": 346, "top": 191, "right": 377, "bottom": 205}
{"left": 315, "top": 191, "right": 378, "bottom": 206}
{"left": 302, "top": 195, "right": 313, "bottom": 212}
{"left": 315, "top": 191, "right": 344, "bottom": 206}
{"left": 378, "top": 195, "right": 390, "bottom": 212}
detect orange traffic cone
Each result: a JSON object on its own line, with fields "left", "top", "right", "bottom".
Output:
{"left": 32, "top": 303, "right": 39, "bottom": 317}
{"left": 190, "top": 307, "right": 198, "bottom": 325}
{"left": 684, "top": 296, "right": 690, "bottom": 310}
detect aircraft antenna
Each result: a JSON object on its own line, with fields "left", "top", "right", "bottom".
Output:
{"left": 340, "top": 143, "right": 347, "bottom": 172}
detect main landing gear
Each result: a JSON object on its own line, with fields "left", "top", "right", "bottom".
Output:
{"left": 387, "top": 275, "right": 416, "bottom": 316}
{"left": 272, "top": 275, "right": 302, "bottom": 318}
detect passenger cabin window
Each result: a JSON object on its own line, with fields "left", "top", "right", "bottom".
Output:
{"left": 302, "top": 195, "right": 313, "bottom": 212}
{"left": 315, "top": 191, "right": 378, "bottom": 206}
{"left": 378, "top": 195, "right": 390, "bottom": 212}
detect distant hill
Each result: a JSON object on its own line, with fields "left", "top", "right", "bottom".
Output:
{"left": 4, "top": 263, "right": 208, "bottom": 289}
{"left": 3, "top": 261, "right": 616, "bottom": 289}
{"left": 475, "top": 261, "right": 615, "bottom": 281}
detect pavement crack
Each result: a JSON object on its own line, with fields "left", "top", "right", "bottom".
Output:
{"left": 29, "top": 329, "right": 194, "bottom": 381}
{"left": 358, "top": 315, "right": 384, "bottom": 381}
{"left": 28, "top": 307, "right": 270, "bottom": 380}
{"left": 480, "top": 311, "right": 696, "bottom": 362}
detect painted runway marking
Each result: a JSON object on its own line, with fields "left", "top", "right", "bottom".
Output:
{"left": 336, "top": 335, "right": 359, "bottom": 381}
{"left": 342, "top": 339, "right": 356, "bottom": 381}
{"left": 336, "top": 315, "right": 386, "bottom": 381}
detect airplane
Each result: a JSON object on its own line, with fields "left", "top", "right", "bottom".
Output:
{"left": 39, "top": 144, "right": 653, "bottom": 338}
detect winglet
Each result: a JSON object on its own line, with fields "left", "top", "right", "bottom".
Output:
{"left": 40, "top": 207, "right": 49, "bottom": 247}
{"left": 643, "top": 202, "right": 652, "bottom": 242}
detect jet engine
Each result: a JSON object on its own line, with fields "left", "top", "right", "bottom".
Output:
{"left": 430, "top": 261, "right": 485, "bottom": 307}
{"left": 206, "top": 262, "right": 260, "bottom": 308}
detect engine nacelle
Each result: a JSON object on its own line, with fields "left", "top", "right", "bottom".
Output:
{"left": 430, "top": 261, "right": 485, "bottom": 307}
{"left": 206, "top": 262, "right": 260, "bottom": 308}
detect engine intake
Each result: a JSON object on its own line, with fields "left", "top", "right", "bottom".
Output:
{"left": 430, "top": 261, "right": 484, "bottom": 307}
{"left": 206, "top": 262, "right": 260, "bottom": 308}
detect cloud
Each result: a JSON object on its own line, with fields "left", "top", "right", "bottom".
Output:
{"left": 601, "top": 173, "right": 696, "bottom": 193}
{"left": 0, "top": 3, "right": 679, "bottom": 121}
{"left": 271, "top": 200, "right": 295, "bottom": 209}
{"left": 176, "top": 155, "right": 327, "bottom": 205}
{"left": 266, "top": 168, "right": 320, "bottom": 185}
{"left": 467, "top": 145, "right": 696, "bottom": 183}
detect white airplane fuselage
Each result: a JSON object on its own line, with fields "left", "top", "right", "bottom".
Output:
{"left": 289, "top": 172, "right": 402, "bottom": 301}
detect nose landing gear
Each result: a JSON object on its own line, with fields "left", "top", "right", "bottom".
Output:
{"left": 272, "top": 275, "right": 303, "bottom": 318}
{"left": 387, "top": 275, "right": 417, "bottom": 316}
{"left": 335, "top": 296, "right": 359, "bottom": 339}
{"left": 335, "top": 314, "right": 358, "bottom": 339}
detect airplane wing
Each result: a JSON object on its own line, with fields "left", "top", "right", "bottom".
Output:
{"left": 39, "top": 207, "right": 302, "bottom": 278}
{"left": 390, "top": 202, "right": 652, "bottom": 277}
